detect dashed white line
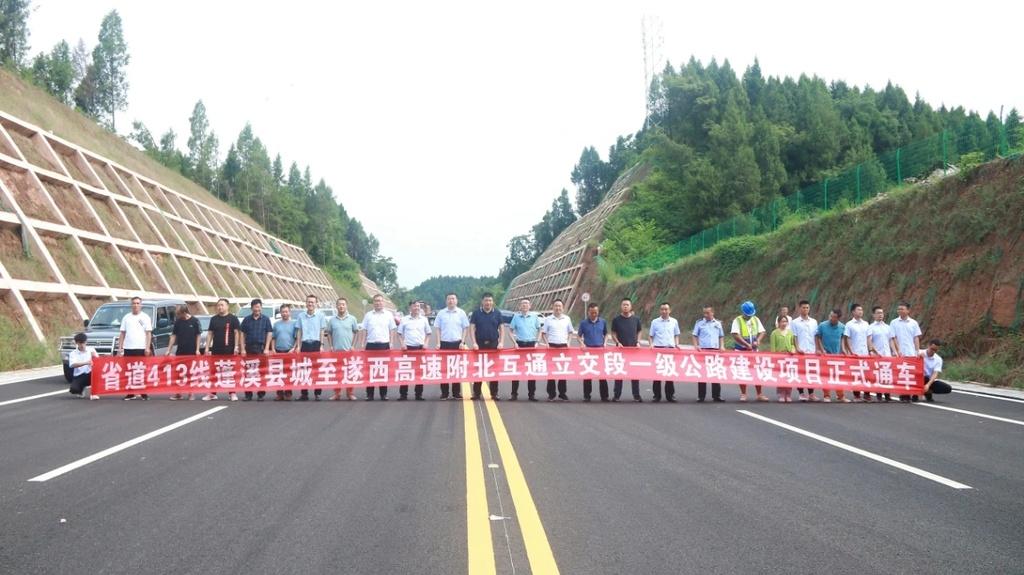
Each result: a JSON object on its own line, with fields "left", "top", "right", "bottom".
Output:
{"left": 737, "top": 409, "right": 972, "bottom": 490}
{"left": 28, "top": 406, "right": 228, "bottom": 482}
{"left": 915, "top": 402, "right": 1024, "bottom": 426}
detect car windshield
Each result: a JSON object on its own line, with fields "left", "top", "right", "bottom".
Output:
{"left": 89, "top": 305, "right": 145, "bottom": 328}
{"left": 197, "top": 316, "right": 212, "bottom": 330}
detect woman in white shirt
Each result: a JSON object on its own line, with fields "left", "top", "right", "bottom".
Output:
{"left": 68, "top": 332, "right": 99, "bottom": 400}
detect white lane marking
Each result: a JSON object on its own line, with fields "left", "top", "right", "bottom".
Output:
{"left": 0, "top": 390, "right": 68, "bottom": 406}
{"left": 737, "top": 410, "right": 972, "bottom": 490}
{"left": 951, "top": 390, "right": 1024, "bottom": 404}
{"left": 0, "top": 366, "right": 64, "bottom": 386}
{"left": 28, "top": 406, "right": 228, "bottom": 482}
{"left": 915, "top": 402, "right": 1024, "bottom": 426}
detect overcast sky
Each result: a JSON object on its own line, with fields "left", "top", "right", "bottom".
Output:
{"left": 27, "top": 1, "right": 1023, "bottom": 287}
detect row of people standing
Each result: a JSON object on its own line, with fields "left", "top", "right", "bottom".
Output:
{"left": 69, "top": 293, "right": 948, "bottom": 404}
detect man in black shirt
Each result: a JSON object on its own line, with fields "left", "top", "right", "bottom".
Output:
{"left": 469, "top": 293, "right": 505, "bottom": 400}
{"left": 204, "top": 298, "right": 240, "bottom": 401}
{"left": 168, "top": 305, "right": 202, "bottom": 400}
{"left": 610, "top": 298, "right": 642, "bottom": 402}
{"left": 240, "top": 299, "right": 273, "bottom": 401}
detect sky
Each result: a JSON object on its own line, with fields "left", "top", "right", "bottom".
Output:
{"left": 26, "top": 1, "right": 1023, "bottom": 287}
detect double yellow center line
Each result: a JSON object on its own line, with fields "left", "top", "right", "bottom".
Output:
{"left": 461, "top": 382, "right": 560, "bottom": 574}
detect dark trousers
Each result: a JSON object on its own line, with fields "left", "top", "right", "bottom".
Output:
{"left": 474, "top": 340, "right": 499, "bottom": 398}
{"left": 275, "top": 347, "right": 294, "bottom": 399}
{"left": 697, "top": 348, "right": 721, "bottom": 400}
{"left": 582, "top": 344, "right": 607, "bottom": 400}
{"left": 399, "top": 345, "right": 424, "bottom": 398}
{"left": 123, "top": 348, "right": 148, "bottom": 398}
{"left": 547, "top": 343, "right": 568, "bottom": 399}
{"left": 300, "top": 341, "right": 322, "bottom": 398}
{"left": 70, "top": 372, "right": 90, "bottom": 395}
{"left": 652, "top": 346, "right": 675, "bottom": 400}
{"left": 439, "top": 341, "right": 463, "bottom": 398}
{"left": 511, "top": 341, "right": 537, "bottom": 398}
{"left": 243, "top": 345, "right": 267, "bottom": 399}
{"left": 614, "top": 343, "right": 640, "bottom": 399}
{"left": 365, "top": 342, "right": 391, "bottom": 398}
{"left": 900, "top": 378, "right": 952, "bottom": 401}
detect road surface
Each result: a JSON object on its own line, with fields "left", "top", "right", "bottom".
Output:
{"left": 1, "top": 373, "right": 1022, "bottom": 574}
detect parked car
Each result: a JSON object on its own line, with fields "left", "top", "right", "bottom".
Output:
{"left": 59, "top": 298, "right": 185, "bottom": 382}
{"left": 237, "top": 299, "right": 299, "bottom": 325}
{"left": 194, "top": 314, "right": 212, "bottom": 355}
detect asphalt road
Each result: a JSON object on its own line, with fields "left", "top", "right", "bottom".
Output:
{"left": 1, "top": 373, "right": 1022, "bottom": 574}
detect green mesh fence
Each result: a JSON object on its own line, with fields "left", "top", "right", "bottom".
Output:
{"left": 616, "top": 127, "right": 1013, "bottom": 277}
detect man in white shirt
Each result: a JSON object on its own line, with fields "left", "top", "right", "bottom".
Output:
{"left": 68, "top": 332, "right": 99, "bottom": 399}
{"left": 919, "top": 339, "right": 951, "bottom": 402}
{"left": 540, "top": 299, "right": 575, "bottom": 401}
{"left": 867, "top": 305, "right": 897, "bottom": 401}
{"left": 789, "top": 300, "right": 819, "bottom": 402}
{"left": 649, "top": 302, "right": 680, "bottom": 402}
{"left": 842, "top": 303, "right": 872, "bottom": 401}
{"left": 892, "top": 302, "right": 922, "bottom": 358}
{"left": 397, "top": 301, "right": 431, "bottom": 400}
{"left": 117, "top": 296, "right": 152, "bottom": 400}
{"left": 431, "top": 293, "right": 470, "bottom": 400}
{"left": 359, "top": 294, "right": 397, "bottom": 400}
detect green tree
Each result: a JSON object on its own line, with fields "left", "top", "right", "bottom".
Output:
{"left": 571, "top": 146, "right": 614, "bottom": 215}
{"left": 91, "top": 10, "right": 130, "bottom": 131}
{"left": 32, "top": 40, "right": 75, "bottom": 104}
{"left": 186, "top": 100, "right": 218, "bottom": 190}
{"left": 498, "top": 234, "right": 537, "bottom": 285}
{"left": 0, "top": 0, "right": 30, "bottom": 67}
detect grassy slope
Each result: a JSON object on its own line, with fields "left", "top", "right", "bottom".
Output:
{"left": 583, "top": 157, "right": 1024, "bottom": 387}
{"left": 0, "top": 67, "right": 258, "bottom": 226}
{"left": 0, "top": 68, "right": 368, "bottom": 370}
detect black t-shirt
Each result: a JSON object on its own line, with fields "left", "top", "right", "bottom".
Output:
{"left": 208, "top": 314, "right": 240, "bottom": 354}
{"left": 611, "top": 315, "right": 642, "bottom": 347}
{"left": 471, "top": 308, "right": 503, "bottom": 343}
{"left": 172, "top": 316, "right": 202, "bottom": 355}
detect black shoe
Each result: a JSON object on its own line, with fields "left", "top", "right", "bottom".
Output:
{"left": 365, "top": 396, "right": 374, "bottom": 401}
{"left": 652, "top": 397, "right": 661, "bottom": 403}
{"left": 558, "top": 395, "right": 569, "bottom": 401}
{"left": 453, "top": 395, "right": 463, "bottom": 400}
{"left": 911, "top": 396, "right": 919, "bottom": 402}
{"left": 243, "top": 396, "right": 253, "bottom": 401}
{"left": 547, "top": 397, "right": 557, "bottom": 402}
{"left": 528, "top": 396, "right": 538, "bottom": 402}
{"left": 583, "top": 397, "right": 591, "bottom": 402}
{"left": 713, "top": 397, "right": 725, "bottom": 402}
{"left": 471, "top": 395, "right": 481, "bottom": 401}
{"left": 380, "top": 397, "right": 389, "bottom": 401}
{"left": 697, "top": 398, "right": 705, "bottom": 403}
{"left": 297, "top": 396, "right": 309, "bottom": 401}
{"left": 415, "top": 396, "right": 424, "bottom": 401}
{"left": 611, "top": 397, "right": 620, "bottom": 402}
{"left": 600, "top": 398, "right": 610, "bottom": 403}
{"left": 634, "top": 398, "right": 643, "bottom": 403}
{"left": 398, "top": 396, "right": 408, "bottom": 401}
{"left": 925, "top": 397, "right": 935, "bottom": 403}
{"left": 666, "top": 397, "right": 677, "bottom": 403}
{"left": 440, "top": 395, "right": 449, "bottom": 401}
{"left": 509, "top": 395, "right": 518, "bottom": 401}
{"left": 256, "top": 396, "right": 265, "bottom": 402}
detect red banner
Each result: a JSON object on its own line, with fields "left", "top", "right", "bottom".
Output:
{"left": 90, "top": 348, "right": 925, "bottom": 395}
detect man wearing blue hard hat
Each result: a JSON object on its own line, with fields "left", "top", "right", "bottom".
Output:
{"left": 731, "top": 300, "right": 768, "bottom": 402}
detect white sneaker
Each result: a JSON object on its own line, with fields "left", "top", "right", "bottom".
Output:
{"left": 89, "top": 394, "right": 100, "bottom": 400}
{"left": 229, "top": 393, "right": 239, "bottom": 402}
{"left": 823, "top": 397, "right": 831, "bottom": 403}
{"left": 201, "top": 393, "right": 217, "bottom": 401}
